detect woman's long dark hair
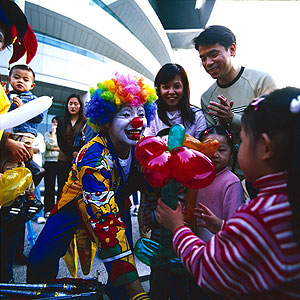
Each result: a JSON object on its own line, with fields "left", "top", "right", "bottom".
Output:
{"left": 154, "top": 63, "right": 195, "bottom": 127}
{"left": 242, "top": 87, "right": 300, "bottom": 246}
{"left": 61, "top": 94, "right": 86, "bottom": 130}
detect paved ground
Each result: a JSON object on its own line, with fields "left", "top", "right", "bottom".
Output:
{"left": 13, "top": 206, "right": 150, "bottom": 298}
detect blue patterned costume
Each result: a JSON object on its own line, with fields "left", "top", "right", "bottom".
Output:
{"left": 27, "top": 133, "right": 155, "bottom": 298}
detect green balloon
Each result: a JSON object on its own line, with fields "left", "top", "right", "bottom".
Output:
{"left": 167, "top": 124, "right": 185, "bottom": 151}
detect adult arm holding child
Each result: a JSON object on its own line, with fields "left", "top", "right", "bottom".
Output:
{"left": 5, "top": 135, "right": 32, "bottom": 162}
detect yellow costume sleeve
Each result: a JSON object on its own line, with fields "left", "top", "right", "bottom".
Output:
{"left": 0, "top": 85, "right": 11, "bottom": 140}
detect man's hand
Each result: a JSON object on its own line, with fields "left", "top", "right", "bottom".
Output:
{"left": 207, "top": 95, "right": 234, "bottom": 127}
{"left": 6, "top": 138, "right": 32, "bottom": 162}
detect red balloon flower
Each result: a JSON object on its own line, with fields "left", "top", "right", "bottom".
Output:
{"left": 135, "top": 136, "right": 215, "bottom": 188}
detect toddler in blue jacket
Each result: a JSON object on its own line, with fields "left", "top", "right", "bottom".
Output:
{"left": 0, "top": 64, "right": 46, "bottom": 221}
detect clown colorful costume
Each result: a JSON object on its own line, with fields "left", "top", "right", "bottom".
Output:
{"left": 27, "top": 132, "right": 155, "bottom": 295}
{"left": 27, "top": 72, "right": 157, "bottom": 300}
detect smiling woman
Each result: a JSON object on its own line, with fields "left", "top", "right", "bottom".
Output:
{"left": 145, "top": 63, "right": 206, "bottom": 139}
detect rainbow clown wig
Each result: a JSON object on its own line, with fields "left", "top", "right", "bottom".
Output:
{"left": 86, "top": 73, "right": 158, "bottom": 132}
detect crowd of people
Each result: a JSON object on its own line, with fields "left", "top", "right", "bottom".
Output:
{"left": 1, "top": 1, "right": 300, "bottom": 300}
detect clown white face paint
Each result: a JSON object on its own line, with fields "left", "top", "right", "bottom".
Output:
{"left": 107, "top": 105, "right": 147, "bottom": 158}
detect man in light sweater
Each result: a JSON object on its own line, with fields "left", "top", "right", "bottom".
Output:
{"left": 193, "top": 25, "right": 276, "bottom": 197}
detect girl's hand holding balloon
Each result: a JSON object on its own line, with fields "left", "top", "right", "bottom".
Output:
{"left": 156, "top": 198, "right": 184, "bottom": 233}
{"left": 194, "top": 203, "right": 222, "bottom": 234}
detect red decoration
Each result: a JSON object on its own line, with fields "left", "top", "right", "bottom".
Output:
{"left": 135, "top": 136, "right": 216, "bottom": 189}
{"left": 131, "top": 117, "right": 143, "bottom": 128}
{"left": 144, "top": 151, "right": 172, "bottom": 187}
{"left": 170, "top": 147, "right": 215, "bottom": 189}
{"left": 135, "top": 136, "right": 167, "bottom": 165}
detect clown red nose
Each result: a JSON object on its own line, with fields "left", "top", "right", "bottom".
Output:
{"left": 131, "top": 117, "right": 143, "bottom": 128}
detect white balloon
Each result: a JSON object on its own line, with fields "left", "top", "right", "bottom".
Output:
{"left": 0, "top": 96, "right": 52, "bottom": 130}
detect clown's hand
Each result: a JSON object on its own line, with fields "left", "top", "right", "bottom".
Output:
{"left": 194, "top": 202, "right": 222, "bottom": 234}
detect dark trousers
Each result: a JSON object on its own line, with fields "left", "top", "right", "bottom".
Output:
{"left": 27, "top": 201, "right": 81, "bottom": 283}
{"left": 27, "top": 201, "right": 133, "bottom": 300}
{"left": 16, "top": 223, "right": 25, "bottom": 254}
{"left": 44, "top": 161, "right": 59, "bottom": 213}
{"left": 57, "top": 160, "right": 73, "bottom": 198}
{"left": 0, "top": 215, "right": 24, "bottom": 282}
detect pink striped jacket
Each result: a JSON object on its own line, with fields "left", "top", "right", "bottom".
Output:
{"left": 173, "top": 172, "right": 300, "bottom": 299}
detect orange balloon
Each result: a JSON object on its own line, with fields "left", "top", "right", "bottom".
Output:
{"left": 183, "top": 134, "right": 219, "bottom": 157}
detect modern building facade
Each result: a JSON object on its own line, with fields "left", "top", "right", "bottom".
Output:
{"left": 0, "top": 0, "right": 213, "bottom": 131}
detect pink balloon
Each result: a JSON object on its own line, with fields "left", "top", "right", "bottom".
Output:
{"left": 170, "top": 147, "right": 215, "bottom": 189}
{"left": 135, "top": 136, "right": 167, "bottom": 165}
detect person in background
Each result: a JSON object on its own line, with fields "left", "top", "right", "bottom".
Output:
{"left": 14, "top": 132, "right": 46, "bottom": 266}
{"left": 31, "top": 132, "right": 46, "bottom": 224}
{"left": 193, "top": 126, "right": 243, "bottom": 241}
{"left": 143, "top": 63, "right": 207, "bottom": 300}
{"left": 43, "top": 116, "right": 60, "bottom": 218}
{"left": 156, "top": 87, "right": 300, "bottom": 299}
{"left": 56, "top": 94, "right": 86, "bottom": 197}
{"left": 185, "top": 126, "right": 243, "bottom": 299}
{"left": 193, "top": 25, "right": 276, "bottom": 198}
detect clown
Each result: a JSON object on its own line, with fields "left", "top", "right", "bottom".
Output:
{"left": 27, "top": 73, "right": 158, "bottom": 300}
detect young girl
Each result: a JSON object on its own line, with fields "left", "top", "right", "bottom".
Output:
{"left": 189, "top": 126, "right": 243, "bottom": 242}
{"left": 156, "top": 87, "right": 300, "bottom": 299}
